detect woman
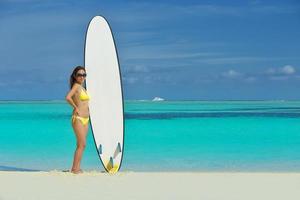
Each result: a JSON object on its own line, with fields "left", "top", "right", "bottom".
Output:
{"left": 65, "top": 66, "right": 90, "bottom": 174}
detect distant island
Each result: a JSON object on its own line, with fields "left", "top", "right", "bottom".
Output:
{"left": 152, "top": 97, "right": 165, "bottom": 101}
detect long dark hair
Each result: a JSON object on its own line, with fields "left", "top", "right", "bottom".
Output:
{"left": 69, "top": 66, "right": 86, "bottom": 89}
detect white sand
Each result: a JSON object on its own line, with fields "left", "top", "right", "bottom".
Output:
{"left": 0, "top": 171, "right": 300, "bottom": 200}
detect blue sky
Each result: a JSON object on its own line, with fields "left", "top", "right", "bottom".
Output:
{"left": 0, "top": 0, "right": 299, "bottom": 100}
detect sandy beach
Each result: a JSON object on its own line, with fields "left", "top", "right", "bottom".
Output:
{"left": 0, "top": 171, "right": 299, "bottom": 200}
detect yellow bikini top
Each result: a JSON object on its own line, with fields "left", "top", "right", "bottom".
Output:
{"left": 79, "top": 87, "right": 90, "bottom": 101}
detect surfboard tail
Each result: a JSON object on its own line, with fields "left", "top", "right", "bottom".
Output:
{"left": 105, "top": 157, "right": 119, "bottom": 174}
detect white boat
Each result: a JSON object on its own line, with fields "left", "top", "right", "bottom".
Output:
{"left": 152, "top": 97, "right": 165, "bottom": 101}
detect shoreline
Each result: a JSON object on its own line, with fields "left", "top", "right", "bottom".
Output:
{"left": 1, "top": 169, "right": 300, "bottom": 174}
{"left": 2, "top": 166, "right": 300, "bottom": 174}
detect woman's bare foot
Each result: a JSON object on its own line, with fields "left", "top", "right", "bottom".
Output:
{"left": 71, "top": 169, "right": 83, "bottom": 174}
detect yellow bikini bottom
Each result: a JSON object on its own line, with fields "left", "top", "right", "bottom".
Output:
{"left": 71, "top": 115, "right": 89, "bottom": 125}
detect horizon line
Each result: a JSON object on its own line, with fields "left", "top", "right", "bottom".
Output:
{"left": 0, "top": 99, "right": 299, "bottom": 102}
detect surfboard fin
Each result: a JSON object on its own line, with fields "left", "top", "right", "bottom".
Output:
{"left": 106, "top": 157, "right": 119, "bottom": 173}
{"left": 98, "top": 144, "right": 102, "bottom": 155}
{"left": 117, "top": 142, "right": 122, "bottom": 153}
{"left": 107, "top": 157, "right": 114, "bottom": 168}
{"left": 112, "top": 142, "right": 122, "bottom": 158}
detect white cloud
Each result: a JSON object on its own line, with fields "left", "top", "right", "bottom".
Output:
{"left": 142, "top": 74, "right": 174, "bottom": 85}
{"left": 222, "top": 69, "right": 243, "bottom": 78}
{"left": 280, "top": 65, "right": 295, "bottom": 75}
{"left": 124, "top": 65, "right": 149, "bottom": 73}
{"left": 220, "top": 66, "right": 297, "bottom": 82}
{"left": 264, "top": 65, "right": 297, "bottom": 81}
{"left": 195, "top": 56, "right": 298, "bottom": 65}
{"left": 123, "top": 51, "right": 221, "bottom": 61}
{"left": 266, "top": 65, "right": 296, "bottom": 75}
{"left": 123, "top": 76, "right": 138, "bottom": 84}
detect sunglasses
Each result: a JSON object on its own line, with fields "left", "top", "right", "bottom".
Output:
{"left": 76, "top": 73, "right": 87, "bottom": 77}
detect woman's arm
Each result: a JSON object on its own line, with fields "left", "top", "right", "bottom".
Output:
{"left": 65, "top": 83, "right": 80, "bottom": 109}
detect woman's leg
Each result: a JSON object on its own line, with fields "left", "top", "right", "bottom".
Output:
{"left": 71, "top": 119, "right": 88, "bottom": 173}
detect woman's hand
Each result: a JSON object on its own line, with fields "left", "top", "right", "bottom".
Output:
{"left": 73, "top": 107, "right": 80, "bottom": 116}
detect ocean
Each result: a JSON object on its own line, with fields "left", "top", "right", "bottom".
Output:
{"left": 0, "top": 100, "right": 300, "bottom": 172}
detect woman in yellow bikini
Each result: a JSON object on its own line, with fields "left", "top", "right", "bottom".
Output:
{"left": 65, "top": 66, "right": 90, "bottom": 174}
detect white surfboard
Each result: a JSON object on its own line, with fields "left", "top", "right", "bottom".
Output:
{"left": 84, "top": 16, "right": 124, "bottom": 173}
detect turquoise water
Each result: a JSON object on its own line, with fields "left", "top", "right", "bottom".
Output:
{"left": 0, "top": 100, "right": 300, "bottom": 172}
